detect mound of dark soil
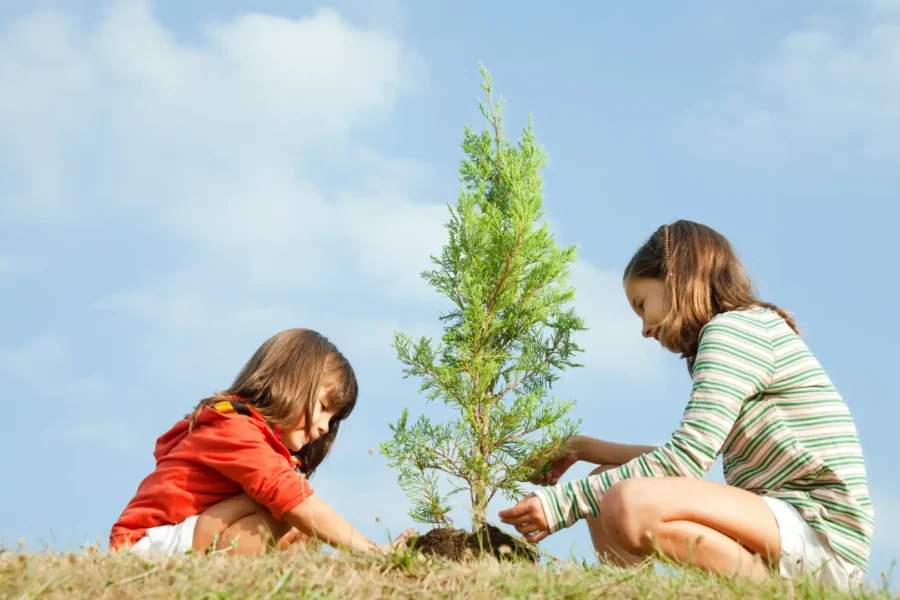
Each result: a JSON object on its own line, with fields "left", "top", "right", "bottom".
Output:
{"left": 411, "top": 523, "right": 539, "bottom": 563}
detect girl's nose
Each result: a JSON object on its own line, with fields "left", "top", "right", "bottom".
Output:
{"left": 642, "top": 323, "right": 652, "bottom": 338}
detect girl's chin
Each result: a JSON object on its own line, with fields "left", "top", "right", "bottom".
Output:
{"left": 284, "top": 435, "right": 308, "bottom": 452}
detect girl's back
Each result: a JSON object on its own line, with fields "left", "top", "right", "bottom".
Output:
{"left": 706, "top": 308, "right": 873, "bottom": 568}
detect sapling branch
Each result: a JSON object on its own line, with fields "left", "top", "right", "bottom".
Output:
{"left": 494, "top": 333, "right": 564, "bottom": 403}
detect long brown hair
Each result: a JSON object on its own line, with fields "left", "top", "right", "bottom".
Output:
{"left": 623, "top": 220, "right": 798, "bottom": 371}
{"left": 191, "top": 328, "right": 358, "bottom": 478}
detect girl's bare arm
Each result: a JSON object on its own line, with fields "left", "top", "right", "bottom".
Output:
{"left": 284, "top": 496, "right": 415, "bottom": 553}
{"left": 570, "top": 435, "right": 657, "bottom": 465}
{"left": 283, "top": 495, "right": 377, "bottom": 552}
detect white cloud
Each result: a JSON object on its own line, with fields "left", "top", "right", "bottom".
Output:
{"left": 0, "top": 254, "right": 24, "bottom": 278}
{"left": 1, "top": 334, "right": 147, "bottom": 454}
{"left": 65, "top": 418, "right": 143, "bottom": 452}
{"left": 676, "top": 5, "right": 900, "bottom": 162}
{"left": 92, "top": 267, "right": 308, "bottom": 334}
{"left": 92, "top": 274, "right": 445, "bottom": 389}
{"left": 0, "top": 334, "right": 112, "bottom": 400}
{"left": 0, "top": 0, "right": 439, "bottom": 298}
{"left": 338, "top": 194, "right": 449, "bottom": 300}
{"left": 570, "top": 262, "right": 665, "bottom": 375}
{"left": 2, "top": 0, "right": 660, "bottom": 413}
{"left": 871, "top": 0, "right": 900, "bottom": 14}
{"left": 0, "top": 334, "right": 66, "bottom": 384}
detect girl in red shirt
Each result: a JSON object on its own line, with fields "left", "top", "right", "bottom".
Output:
{"left": 110, "top": 328, "right": 413, "bottom": 557}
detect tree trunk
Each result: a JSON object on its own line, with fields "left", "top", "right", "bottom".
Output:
{"left": 472, "top": 482, "right": 487, "bottom": 531}
{"left": 471, "top": 399, "right": 491, "bottom": 535}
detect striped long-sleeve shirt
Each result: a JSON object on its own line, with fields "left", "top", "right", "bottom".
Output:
{"left": 533, "top": 308, "right": 874, "bottom": 571}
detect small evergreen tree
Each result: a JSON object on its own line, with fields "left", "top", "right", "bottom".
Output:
{"left": 381, "top": 65, "right": 585, "bottom": 533}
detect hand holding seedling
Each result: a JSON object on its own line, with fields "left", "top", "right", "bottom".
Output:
{"left": 498, "top": 494, "right": 550, "bottom": 543}
{"left": 526, "top": 438, "right": 580, "bottom": 486}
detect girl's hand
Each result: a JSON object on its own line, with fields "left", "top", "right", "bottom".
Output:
{"left": 527, "top": 437, "right": 580, "bottom": 486}
{"left": 277, "top": 527, "right": 311, "bottom": 550}
{"left": 498, "top": 493, "right": 550, "bottom": 543}
{"left": 376, "top": 528, "right": 416, "bottom": 553}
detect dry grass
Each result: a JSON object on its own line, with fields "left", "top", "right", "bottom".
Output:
{"left": 1, "top": 544, "right": 894, "bottom": 599}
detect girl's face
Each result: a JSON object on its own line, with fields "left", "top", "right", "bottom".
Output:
{"left": 624, "top": 277, "right": 671, "bottom": 349}
{"left": 281, "top": 377, "right": 341, "bottom": 452}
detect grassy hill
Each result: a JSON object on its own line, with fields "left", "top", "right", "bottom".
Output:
{"left": 2, "top": 545, "right": 893, "bottom": 599}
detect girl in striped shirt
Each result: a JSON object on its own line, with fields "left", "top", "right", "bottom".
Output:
{"left": 499, "top": 220, "right": 872, "bottom": 588}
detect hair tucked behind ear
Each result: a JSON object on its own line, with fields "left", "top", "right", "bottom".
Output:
{"left": 624, "top": 220, "right": 798, "bottom": 371}
{"left": 189, "top": 328, "right": 358, "bottom": 479}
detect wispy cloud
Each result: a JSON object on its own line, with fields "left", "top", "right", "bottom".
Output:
{"left": 63, "top": 418, "right": 144, "bottom": 452}
{"left": 675, "top": 5, "right": 900, "bottom": 163}
{"left": 0, "top": 334, "right": 147, "bottom": 454}
{"left": 0, "top": 335, "right": 112, "bottom": 403}
{"left": 0, "top": 0, "right": 439, "bottom": 298}
{"left": 1, "top": 334, "right": 67, "bottom": 387}
{"left": 0, "top": 254, "right": 26, "bottom": 278}
{"left": 871, "top": 0, "right": 900, "bottom": 14}
{"left": 1, "top": 1, "right": 657, "bottom": 388}
{"left": 570, "top": 262, "right": 666, "bottom": 376}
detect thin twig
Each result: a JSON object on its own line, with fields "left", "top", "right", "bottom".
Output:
{"left": 17, "top": 576, "right": 71, "bottom": 600}
{"left": 106, "top": 566, "right": 159, "bottom": 588}
{"left": 493, "top": 334, "right": 563, "bottom": 403}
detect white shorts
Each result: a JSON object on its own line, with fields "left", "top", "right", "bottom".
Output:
{"left": 762, "top": 496, "right": 863, "bottom": 589}
{"left": 130, "top": 515, "right": 198, "bottom": 558}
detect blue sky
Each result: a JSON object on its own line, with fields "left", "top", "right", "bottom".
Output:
{"left": 1, "top": 0, "right": 898, "bottom": 584}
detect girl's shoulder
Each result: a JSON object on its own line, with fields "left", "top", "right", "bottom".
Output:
{"left": 701, "top": 307, "right": 789, "bottom": 342}
{"left": 708, "top": 306, "right": 781, "bottom": 325}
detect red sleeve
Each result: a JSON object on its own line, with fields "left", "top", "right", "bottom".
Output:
{"left": 184, "top": 416, "right": 314, "bottom": 520}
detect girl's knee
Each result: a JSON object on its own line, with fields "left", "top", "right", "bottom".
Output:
{"left": 197, "top": 493, "right": 260, "bottom": 527}
{"left": 600, "top": 480, "right": 658, "bottom": 555}
{"left": 194, "top": 494, "right": 280, "bottom": 552}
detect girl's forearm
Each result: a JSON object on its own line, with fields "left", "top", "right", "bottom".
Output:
{"left": 571, "top": 435, "right": 657, "bottom": 465}
{"left": 284, "top": 496, "right": 375, "bottom": 553}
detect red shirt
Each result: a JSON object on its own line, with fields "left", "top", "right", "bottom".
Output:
{"left": 109, "top": 405, "right": 314, "bottom": 549}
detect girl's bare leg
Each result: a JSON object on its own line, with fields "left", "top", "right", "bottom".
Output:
{"left": 586, "top": 465, "right": 644, "bottom": 567}
{"left": 599, "top": 477, "right": 781, "bottom": 581}
{"left": 192, "top": 493, "right": 294, "bottom": 555}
